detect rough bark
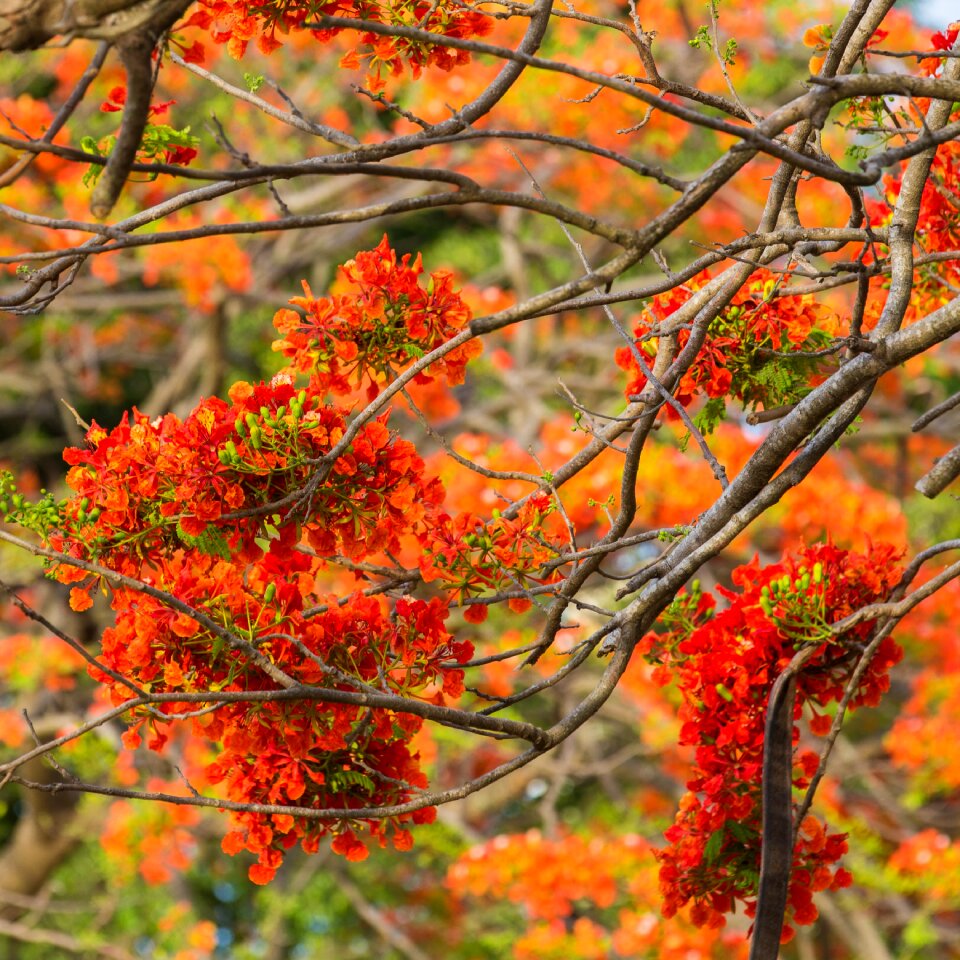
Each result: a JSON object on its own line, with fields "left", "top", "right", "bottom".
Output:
{"left": 0, "top": 0, "right": 190, "bottom": 50}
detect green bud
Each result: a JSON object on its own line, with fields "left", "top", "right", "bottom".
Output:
{"left": 298, "top": 389, "right": 307, "bottom": 406}
{"left": 218, "top": 449, "right": 231, "bottom": 465}
{"left": 813, "top": 562, "right": 823, "bottom": 584}
{"left": 263, "top": 582, "right": 277, "bottom": 604}
{"left": 800, "top": 573, "right": 810, "bottom": 591}
{"left": 250, "top": 425, "right": 262, "bottom": 450}
{"left": 715, "top": 683, "right": 734, "bottom": 702}
{"left": 245, "top": 413, "right": 257, "bottom": 431}
{"left": 275, "top": 405, "right": 286, "bottom": 420}
{"left": 235, "top": 416, "right": 247, "bottom": 437}
{"left": 225, "top": 440, "right": 238, "bottom": 459}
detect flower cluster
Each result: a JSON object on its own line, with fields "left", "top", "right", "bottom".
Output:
{"left": 447, "top": 830, "right": 749, "bottom": 959}
{"left": 36, "top": 377, "right": 467, "bottom": 878}
{"left": 105, "top": 574, "right": 467, "bottom": 882}
{"left": 888, "top": 829, "right": 960, "bottom": 900}
{"left": 184, "top": 0, "right": 492, "bottom": 87}
{"left": 43, "top": 375, "right": 440, "bottom": 588}
{"left": 100, "top": 785, "right": 202, "bottom": 885}
{"left": 1, "top": 243, "right": 492, "bottom": 880}
{"left": 449, "top": 830, "right": 647, "bottom": 922}
{"left": 868, "top": 134, "right": 960, "bottom": 320}
{"left": 420, "top": 493, "right": 563, "bottom": 622}
{"left": 645, "top": 542, "right": 903, "bottom": 937}
{"left": 615, "top": 268, "right": 838, "bottom": 431}
{"left": 273, "top": 236, "right": 481, "bottom": 401}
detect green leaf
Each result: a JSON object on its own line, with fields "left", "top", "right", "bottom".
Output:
{"left": 244, "top": 72, "right": 266, "bottom": 93}
{"left": 703, "top": 827, "right": 725, "bottom": 864}
{"left": 727, "top": 819, "right": 755, "bottom": 843}
{"left": 692, "top": 397, "right": 727, "bottom": 438}
{"left": 689, "top": 25, "right": 711, "bottom": 49}
{"left": 327, "top": 769, "right": 376, "bottom": 794}
{"left": 175, "top": 520, "right": 232, "bottom": 559}
{"left": 81, "top": 134, "right": 113, "bottom": 187}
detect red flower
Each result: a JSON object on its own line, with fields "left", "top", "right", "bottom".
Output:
{"left": 648, "top": 542, "right": 902, "bottom": 929}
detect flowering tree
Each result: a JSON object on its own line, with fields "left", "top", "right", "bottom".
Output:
{"left": 1, "top": 0, "right": 960, "bottom": 957}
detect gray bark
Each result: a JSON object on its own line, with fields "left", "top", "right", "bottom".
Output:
{"left": 0, "top": 0, "right": 190, "bottom": 50}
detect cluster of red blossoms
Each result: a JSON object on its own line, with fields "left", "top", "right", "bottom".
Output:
{"left": 47, "top": 376, "right": 462, "bottom": 879}
{"left": 183, "top": 0, "right": 492, "bottom": 87}
{"left": 272, "top": 235, "right": 482, "bottom": 401}
{"left": 868, "top": 134, "right": 960, "bottom": 317}
{"left": 421, "top": 493, "right": 564, "bottom": 623}
{"left": 643, "top": 542, "right": 903, "bottom": 939}
{"left": 9, "top": 239, "right": 507, "bottom": 880}
{"left": 615, "top": 268, "right": 838, "bottom": 420}
{"left": 54, "top": 375, "right": 441, "bottom": 578}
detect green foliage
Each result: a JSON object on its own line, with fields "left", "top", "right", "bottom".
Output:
{"left": 904, "top": 492, "right": 960, "bottom": 545}
{"left": 901, "top": 913, "right": 940, "bottom": 957}
{"left": 692, "top": 397, "right": 727, "bottom": 438}
{"left": 175, "top": 520, "right": 233, "bottom": 560}
{"left": 137, "top": 123, "right": 200, "bottom": 165}
{"left": 80, "top": 123, "right": 199, "bottom": 188}
{"left": 0, "top": 470, "right": 64, "bottom": 537}
{"left": 689, "top": 25, "right": 711, "bottom": 50}
{"left": 80, "top": 133, "right": 116, "bottom": 186}
{"left": 243, "top": 72, "right": 265, "bottom": 93}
